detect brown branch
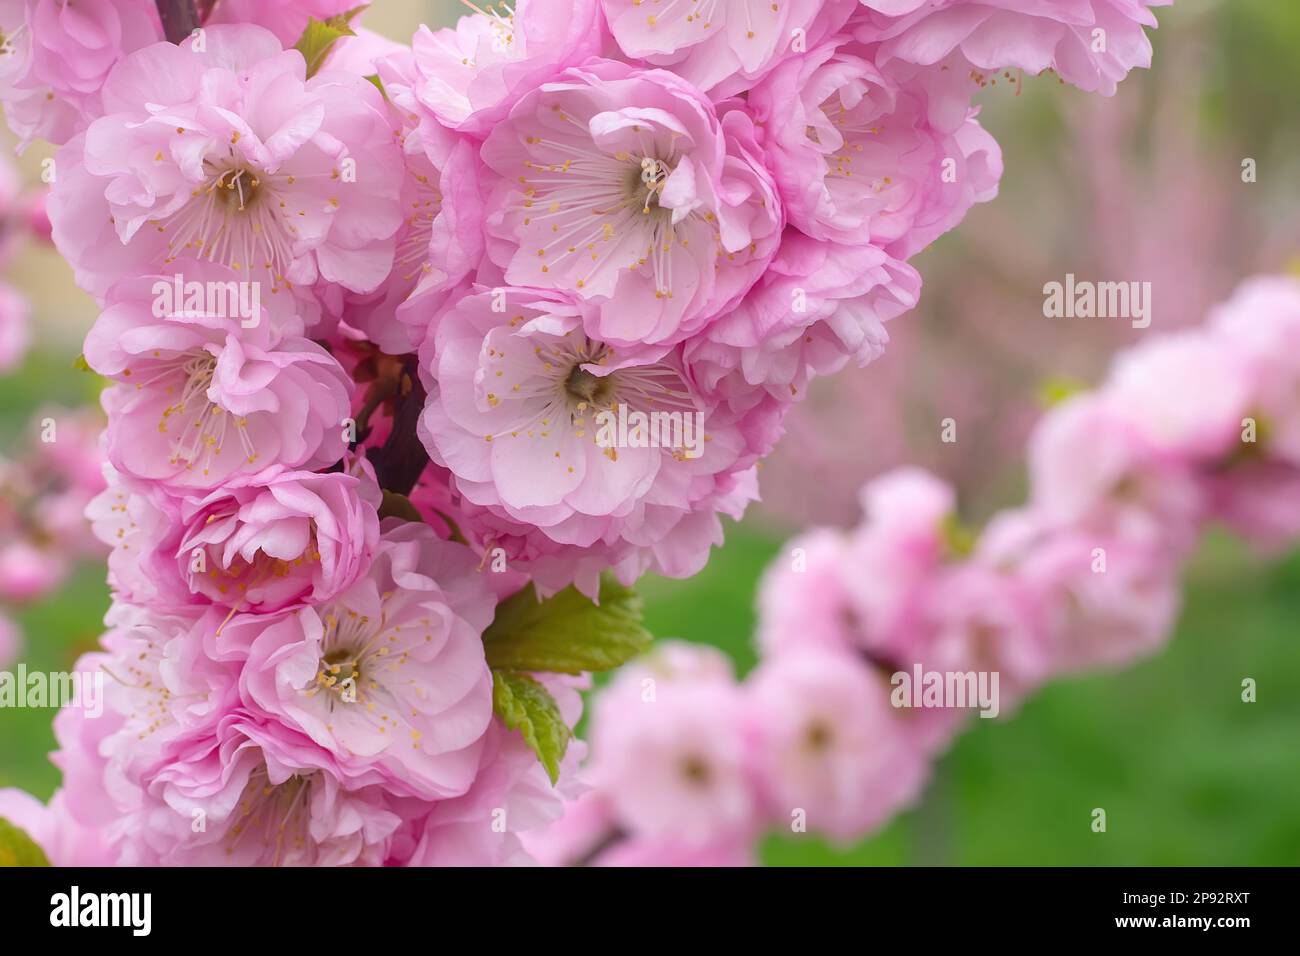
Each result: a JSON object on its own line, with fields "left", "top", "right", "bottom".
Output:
{"left": 366, "top": 355, "right": 431, "bottom": 498}
{"left": 568, "top": 827, "right": 629, "bottom": 867}
{"left": 156, "top": 0, "right": 201, "bottom": 44}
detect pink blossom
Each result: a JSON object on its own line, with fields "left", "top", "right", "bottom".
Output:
{"left": 0, "top": 538, "right": 66, "bottom": 602}
{"left": 47, "top": 25, "right": 403, "bottom": 304}
{"left": 0, "top": 0, "right": 76, "bottom": 150}
{"left": 397, "top": 0, "right": 605, "bottom": 135}
{"left": 23, "top": 0, "right": 160, "bottom": 117}
{"left": 0, "top": 0, "right": 158, "bottom": 149}
{"left": 592, "top": 831, "right": 756, "bottom": 866}
{"left": 236, "top": 521, "right": 496, "bottom": 801}
{"left": 978, "top": 506, "right": 1181, "bottom": 673}
{"left": 121, "top": 714, "right": 415, "bottom": 866}
{"left": 749, "top": 41, "right": 1003, "bottom": 257}
{"left": 174, "top": 464, "right": 380, "bottom": 613}
{"left": 26, "top": 406, "right": 106, "bottom": 499}
{"left": 46, "top": 526, "right": 511, "bottom": 865}
{"left": 756, "top": 528, "right": 861, "bottom": 658}
{"left": 479, "top": 59, "right": 782, "bottom": 347}
{"left": 585, "top": 641, "right": 760, "bottom": 846}
{"left": 83, "top": 265, "right": 351, "bottom": 492}
{"left": 0, "top": 788, "right": 114, "bottom": 866}
{"left": 853, "top": 0, "right": 1170, "bottom": 97}
{"left": 404, "top": 709, "right": 586, "bottom": 867}
{"left": 22, "top": 190, "right": 52, "bottom": 244}
{"left": 48, "top": 660, "right": 130, "bottom": 837}
{"left": 517, "top": 789, "right": 623, "bottom": 866}
{"left": 4, "top": 0, "right": 1192, "bottom": 870}
{"left": 921, "top": 561, "right": 1053, "bottom": 710}
{"left": 1184, "top": 276, "right": 1300, "bottom": 546}
{"left": 206, "top": 0, "right": 363, "bottom": 47}
{"left": 319, "top": 28, "right": 406, "bottom": 79}
{"left": 841, "top": 466, "right": 956, "bottom": 653}
{"left": 1202, "top": 462, "right": 1300, "bottom": 551}
{"left": 1207, "top": 275, "right": 1300, "bottom": 468}
{"left": 756, "top": 472, "right": 975, "bottom": 755}
{"left": 417, "top": 287, "right": 773, "bottom": 596}
{"left": 687, "top": 232, "right": 920, "bottom": 404}
{"left": 326, "top": 70, "right": 482, "bottom": 355}
{"left": 0, "top": 281, "right": 29, "bottom": 373}
{"left": 44, "top": 612, "right": 234, "bottom": 861}
{"left": 87, "top": 464, "right": 188, "bottom": 606}
{"left": 745, "top": 648, "right": 929, "bottom": 840}
{"left": 1100, "top": 329, "right": 1254, "bottom": 462}
{"left": 523, "top": 790, "right": 758, "bottom": 865}
{"left": 12, "top": 407, "right": 108, "bottom": 559}
{"left": 0, "top": 408, "right": 107, "bottom": 598}
{"left": 1027, "top": 392, "right": 1203, "bottom": 556}
{"left": 601, "top": 0, "right": 854, "bottom": 95}
{"left": 622, "top": 638, "right": 739, "bottom": 685}
{"left": 48, "top": 604, "right": 235, "bottom": 809}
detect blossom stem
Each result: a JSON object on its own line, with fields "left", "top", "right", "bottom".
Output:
{"left": 568, "top": 827, "right": 628, "bottom": 867}
{"left": 156, "top": 0, "right": 201, "bottom": 44}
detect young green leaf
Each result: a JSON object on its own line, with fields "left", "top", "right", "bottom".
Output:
{"left": 941, "top": 512, "right": 976, "bottom": 559}
{"left": 483, "top": 576, "right": 652, "bottom": 675}
{"left": 1037, "top": 375, "right": 1087, "bottom": 409}
{"left": 492, "top": 670, "right": 571, "bottom": 785}
{"left": 0, "top": 817, "right": 50, "bottom": 867}
{"left": 293, "top": 6, "right": 367, "bottom": 78}
{"left": 378, "top": 490, "right": 423, "bottom": 523}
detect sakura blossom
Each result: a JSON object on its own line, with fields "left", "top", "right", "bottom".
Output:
{"left": 83, "top": 264, "right": 351, "bottom": 491}
{"left": 0, "top": 0, "right": 1203, "bottom": 871}
{"left": 416, "top": 287, "right": 771, "bottom": 595}
{"left": 46, "top": 24, "right": 403, "bottom": 305}
{"left": 478, "top": 59, "right": 782, "bottom": 347}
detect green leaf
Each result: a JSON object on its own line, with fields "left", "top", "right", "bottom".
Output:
{"left": 292, "top": 6, "right": 367, "bottom": 78}
{"left": 429, "top": 507, "right": 468, "bottom": 546}
{"left": 364, "top": 74, "right": 388, "bottom": 99}
{"left": 941, "top": 513, "right": 976, "bottom": 559}
{"left": 72, "top": 353, "right": 92, "bottom": 372}
{"left": 483, "top": 576, "right": 652, "bottom": 675}
{"left": 378, "top": 490, "right": 422, "bottom": 523}
{"left": 1037, "top": 375, "right": 1087, "bottom": 409}
{"left": 0, "top": 817, "right": 50, "bottom": 867}
{"left": 492, "top": 670, "right": 571, "bottom": 785}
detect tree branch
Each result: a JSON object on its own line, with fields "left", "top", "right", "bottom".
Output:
{"left": 156, "top": 0, "right": 201, "bottom": 44}
{"left": 366, "top": 355, "right": 431, "bottom": 498}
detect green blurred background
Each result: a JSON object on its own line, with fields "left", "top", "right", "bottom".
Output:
{"left": 1, "top": 0, "right": 1297, "bottom": 865}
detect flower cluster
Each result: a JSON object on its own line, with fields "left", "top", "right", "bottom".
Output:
{"left": 534, "top": 274, "right": 1300, "bottom": 864}
{"left": 0, "top": 147, "right": 78, "bottom": 669}
{"left": 0, "top": 149, "right": 53, "bottom": 372}
{"left": 0, "top": 0, "right": 1169, "bottom": 865}
{"left": 0, "top": 407, "right": 106, "bottom": 668}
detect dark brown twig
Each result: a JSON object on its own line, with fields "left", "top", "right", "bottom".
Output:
{"left": 366, "top": 355, "right": 431, "bottom": 498}
{"left": 156, "top": 0, "right": 201, "bottom": 44}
